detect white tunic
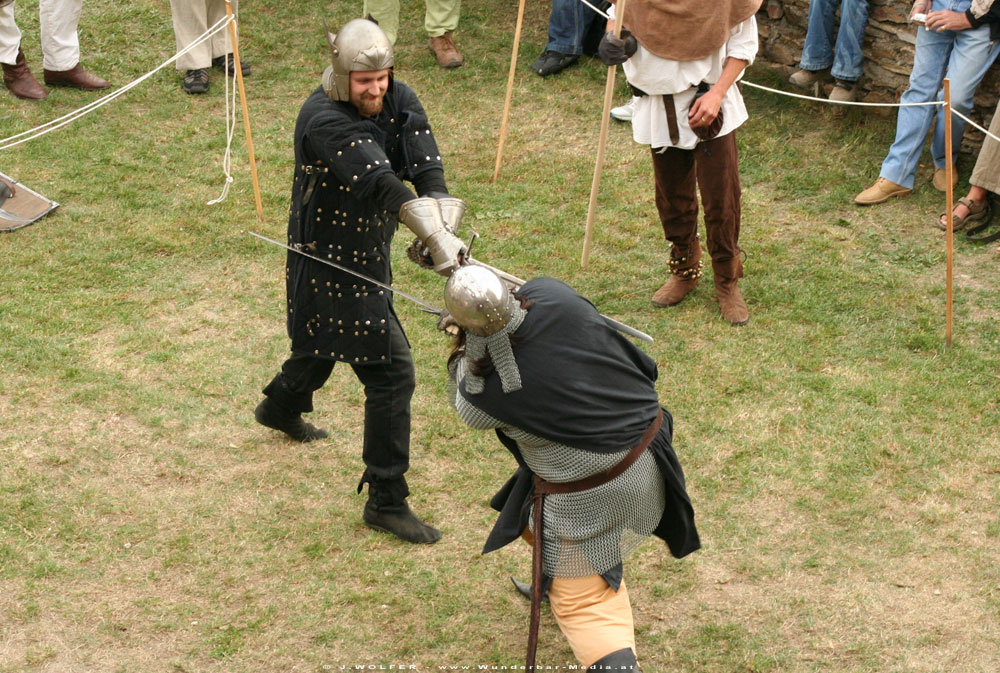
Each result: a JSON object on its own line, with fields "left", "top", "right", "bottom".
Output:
{"left": 612, "top": 7, "right": 759, "bottom": 150}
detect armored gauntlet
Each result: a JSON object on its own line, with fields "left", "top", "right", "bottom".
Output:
{"left": 399, "top": 197, "right": 466, "bottom": 275}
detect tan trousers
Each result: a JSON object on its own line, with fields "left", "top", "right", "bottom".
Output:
{"left": 361, "top": 0, "right": 460, "bottom": 43}
{"left": 520, "top": 531, "right": 637, "bottom": 667}
{"left": 168, "top": 0, "right": 238, "bottom": 71}
{"left": 971, "top": 103, "right": 1000, "bottom": 195}
{"left": 549, "top": 575, "right": 637, "bottom": 667}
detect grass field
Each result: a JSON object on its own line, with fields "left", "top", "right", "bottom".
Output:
{"left": 2, "top": 1, "right": 999, "bottom": 671}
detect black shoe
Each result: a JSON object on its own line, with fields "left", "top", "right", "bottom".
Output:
{"left": 363, "top": 499, "right": 441, "bottom": 544}
{"left": 182, "top": 68, "right": 209, "bottom": 94}
{"left": 511, "top": 577, "right": 549, "bottom": 603}
{"left": 530, "top": 50, "right": 579, "bottom": 77}
{"left": 212, "top": 53, "right": 251, "bottom": 77}
{"left": 254, "top": 398, "right": 328, "bottom": 442}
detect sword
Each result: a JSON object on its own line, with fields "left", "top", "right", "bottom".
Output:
{"left": 462, "top": 235, "right": 654, "bottom": 343}
{"left": 248, "top": 231, "right": 444, "bottom": 315}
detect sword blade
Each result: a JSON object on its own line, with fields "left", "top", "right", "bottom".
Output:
{"left": 248, "top": 231, "right": 444, "bottom": 315}
{"left": 463, "top": 255, "right": 653, "bottom": 343}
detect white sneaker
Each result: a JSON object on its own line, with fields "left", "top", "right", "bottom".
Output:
{"left": 610, "top": 96, "right": 638, "bottom": 122}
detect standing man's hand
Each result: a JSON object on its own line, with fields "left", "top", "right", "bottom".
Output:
{"left": 924, "top": 10, "right": 972, "bottom": 32}
{"left": 598, "top": 29, "right": 638, "bottom": 66}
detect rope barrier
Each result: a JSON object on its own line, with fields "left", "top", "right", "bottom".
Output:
{"left": 741, "top": 79, "right": 1000, "bottom": 147}
{"left": 0, "top": 14, "right": 233, "bottom": 151}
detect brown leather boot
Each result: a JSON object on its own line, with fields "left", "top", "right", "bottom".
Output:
{"left": 44, "top": 63, "right": 110, "bottom": 90}
{"left": 652, "top": 243, "right": 702, "bottom": 307}
{"left": 2, "top": 49, "right": 47, "bottom": 100}
{"left": 712, "top": 256, "right": 749, "bottom": 326}
{"left": 428, "top": 33, "right": 463, "bottom": 68}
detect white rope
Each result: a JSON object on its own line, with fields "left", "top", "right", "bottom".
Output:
{"left": 206, "top": 20, "right": 239, "bottom": 206}
{"left": 741, "top": 80, "right": 943, "bottom": 108}
{"left": 0, "top": 14, "right": 233, "bottom": 151}
{"left": 577, "top": 0, "right": 610, "bottom": 20}
{"left": 742, "top": 79, "right": 1000, "bottom": 146}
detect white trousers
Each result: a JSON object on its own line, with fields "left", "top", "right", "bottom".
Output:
{"left": 0, "top": 0, "right": 83, "bottom": 71}
{"left": 168, "top": 0, "right": 238, "bottom": 71}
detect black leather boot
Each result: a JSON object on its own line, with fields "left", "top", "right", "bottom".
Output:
{"left": 589, "top": 648, "right": 641, "bottom": 671}
{"left": 360, "top": 474, "right": 441, "bottom": 544}
{"left": 254, "top": 398, "right": 328, "bottom": 442}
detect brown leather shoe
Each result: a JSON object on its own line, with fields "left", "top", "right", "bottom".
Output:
{"left": 713, "top": 257, "right": 749, "bottom": 326}
{"left": 932, "top": 167, "right": 958, "bottom": 192}
{"left": 2, "top": 49, "right": 47, "bottom": 100}
{"left": 854, "top": 177, "right": 911, "bottom": 205}
{"left": 428, "top": 33, "right": 463, "bottom": 68}
{"left": 43, "top": 63, "right": 110, "bottom": 90}
{"left": 651, "top": 276, "right": 699, "bottom": 307}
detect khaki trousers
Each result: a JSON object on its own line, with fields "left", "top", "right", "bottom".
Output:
{"left": 169, "top": 0, "right": 238, "bottom": 71}
{"left": 0, "top": 0, "right": 82, "bottom": 71}
{"left": 361, "top": 0, "right": 460, "bottom": 43}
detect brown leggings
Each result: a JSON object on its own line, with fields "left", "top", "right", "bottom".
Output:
{"left": 651, "top": 132, "right": 742, "bottom": 261}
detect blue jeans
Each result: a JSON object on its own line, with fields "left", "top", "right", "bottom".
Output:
{"left": 880, "top": 1, "right": 1000, "bottom": 189}
{"left": 545, "top": 0, "right": 600, "bottom": 55}
{"left": 798, "top": 0, "right": 869, "bottom": 82}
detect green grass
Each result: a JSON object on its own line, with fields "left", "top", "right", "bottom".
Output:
{"left": 2, "top": 0, "right": 1000, "bottom": 671}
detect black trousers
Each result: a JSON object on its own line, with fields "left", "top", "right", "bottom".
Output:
{"left": 262, "top": 313, "right": 415, "bottom": 482}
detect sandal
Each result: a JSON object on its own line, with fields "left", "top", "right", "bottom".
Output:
{"left": 936, "top": 197, "right": 990, "bottom": 231}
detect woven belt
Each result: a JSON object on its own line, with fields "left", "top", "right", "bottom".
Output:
{"left": 525, "top": 408, "right": 663, "bottom": 670}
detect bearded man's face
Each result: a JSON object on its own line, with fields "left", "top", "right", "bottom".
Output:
{"left": 349, "top": 69, "right": 390, "bottom": 117}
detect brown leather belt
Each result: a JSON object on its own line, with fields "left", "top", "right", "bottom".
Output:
{"left": 525, "top": 408, "right": 663, "bottom": 670}
{"left": 662, "top": 95, "right": 680, "bottom": 146}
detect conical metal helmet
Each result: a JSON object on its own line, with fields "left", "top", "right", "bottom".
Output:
{"left": 321, "top": 18, "right": 394, "bottom": 102}
{"left": 444, "top": 266, "right": 517, "bottom": 337}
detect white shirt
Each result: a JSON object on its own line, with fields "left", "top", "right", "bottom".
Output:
{"left": 611, "top": 8, "right": 758, "bottom": 150}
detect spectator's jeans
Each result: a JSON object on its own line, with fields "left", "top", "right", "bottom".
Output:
{"left": 546, "top": 0, "right": 599, "bottom": 55}
{"left": 880, "top": 21, "right": 1000, "bottom": 189}
{"left": 798, "top": 0, "right": 869, "bottom": 82}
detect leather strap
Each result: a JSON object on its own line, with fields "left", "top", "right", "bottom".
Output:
{"left": 662, "top": 95, "right": 680, "bottom": 146}
{"left": 525, "top": 408, "right": 663, "bottom": 670}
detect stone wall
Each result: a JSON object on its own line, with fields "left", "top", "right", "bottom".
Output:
{"left": 755, "top": 0, "right": 1000, "bottom": 152}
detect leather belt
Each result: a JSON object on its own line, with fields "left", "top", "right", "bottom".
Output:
{"left": 525, "top": 408, "right": 663, "bottom": 670}
{"left": 662, "top": 95, "right": 680, "bottom": 146}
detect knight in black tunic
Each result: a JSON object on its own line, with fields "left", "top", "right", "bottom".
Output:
{"left": 254, "top": 18, "right": 466, "bottom": 544}
{"left": 443, "top": 267, "right": 700, "bottom": 669}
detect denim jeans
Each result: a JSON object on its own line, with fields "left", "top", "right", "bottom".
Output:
{"left": 880, "top": 0, "right": 1000, "bottom": 189}
{"left": 545, "top": 0, "right": 601, "bottom": 55}
{"left": 798, "top": 0, "right": 869, "bottom": 82}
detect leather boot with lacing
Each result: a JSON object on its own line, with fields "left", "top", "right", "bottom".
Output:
{"left": 2, "top": 49, "right": 47, "bottom": 100}
{"left": 712, "top": 255, "right": 749, "bottom": 326}
{"left": 651, "top": 242, "right": 702, "bottom": 307}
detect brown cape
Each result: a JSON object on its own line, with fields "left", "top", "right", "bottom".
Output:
{"left": 621, "top": 0, "right": 762, "bottom": 62}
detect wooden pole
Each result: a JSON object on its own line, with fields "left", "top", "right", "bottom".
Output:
{"left": 581, "top": 0, "right": 627, "bottom": 268}
{"left": 491, "top": 0, "right": 528, "bottom": 183}
{"left": 225, "top": 0, "right": 264, "bottom": 223}
{"left": 944, "top": 79, "right": 954, "bottom": 347}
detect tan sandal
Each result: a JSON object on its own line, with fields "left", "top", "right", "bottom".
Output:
{"left": 937, "top": 197, "right": 990, "bottom": 231}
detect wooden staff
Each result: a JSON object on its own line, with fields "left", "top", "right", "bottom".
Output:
{"left": 491, "top": 0, "right": 528, "bottom": 183}
{"left": 944, "top": 78, "right": 953, "bottom": 347}
{"left": 581, "top": 0, "right": 627, "bottom": 268}
{"left": 225, "top": 0, "right": 264, "bottom": 223}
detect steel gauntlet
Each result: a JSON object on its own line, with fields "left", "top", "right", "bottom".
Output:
{"left": 399, "top": 197, "right": 466, "bottom": 275}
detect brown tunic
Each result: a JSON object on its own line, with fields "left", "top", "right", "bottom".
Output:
{"left": 620, "top": 0, "right": 762, "bottom": 61}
